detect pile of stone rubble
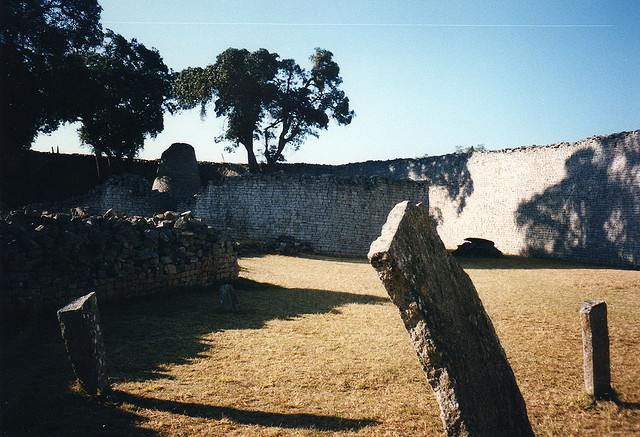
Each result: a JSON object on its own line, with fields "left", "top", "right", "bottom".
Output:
{"left": 0, "top": 208, "right": 238, "bottom": 313}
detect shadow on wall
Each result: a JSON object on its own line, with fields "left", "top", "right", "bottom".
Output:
{"left": 516, "top": 142, "right": 640, "bottom": 267}
{"left": 401, "top": 153, "right": 474, "bottom": 214}
{"left": 339, "top": 152, "right": 475, "bottom": 222}
{"left": 415, "top": 153, "right": 474, "bottom": 227}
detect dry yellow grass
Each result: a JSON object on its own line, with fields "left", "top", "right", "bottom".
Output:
{"left": 2, "top": 254, "right": 639, "bottom": 436}
{"left": 116, "top": 255, "right": 640, "bottom": 436}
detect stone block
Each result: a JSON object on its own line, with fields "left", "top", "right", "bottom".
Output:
{"left": 369, "top": 201, "right": 533, "bottom": 436}
{"left": 580, "top": 300, "right": 611, "bottom": 398}
{"left": 219, "top": 283, "right": 240, "bottom": 312}
{"left": 57, "top": 292, "right": 110, "bottom": 396}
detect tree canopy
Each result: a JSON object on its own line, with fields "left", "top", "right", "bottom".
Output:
{"left": 0, "top": 0, "right": 173, "bottom": 160}
{"left": 0, "top": 0, "right": 103, "bottom": 156}
{"left": 77, "top": 31, "right": 174, "bottom": 159}
{"left": 174, "top": 47, "right": 354, "bottom": 172}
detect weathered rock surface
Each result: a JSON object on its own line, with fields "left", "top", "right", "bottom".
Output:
{"left": 580, "top": 300, "right": 611, "bottom": 398}
{"left": 57, "top": 292, "right": 109, "bottom": 395}
{"left": 368, "top": 201, "right": 533, "bottom": 437}
{"left": 219, "top": 283, "right": 239, "bottom": 313}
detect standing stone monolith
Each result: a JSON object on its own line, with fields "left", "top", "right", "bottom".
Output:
{"left": 219, "top": 283, "right": 240, "bottom": 313}
{"left": 57, "top": 292, "right": 110, "bottom": 396}
{"left": 580, "top": 300, "right": 611, "bottom": 398}
{"left": 368, "top": 201, "right": 533, "bottom": 437}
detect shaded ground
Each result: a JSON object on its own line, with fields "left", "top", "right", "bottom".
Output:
{"left": 1, "top": 255, "right": 639, "bottom": 436}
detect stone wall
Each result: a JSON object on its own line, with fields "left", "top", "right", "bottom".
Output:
{"left": 0, "top": 209, "right": 239, "bottom": 313}
{"left": 8, "top": 130, "right": 638, "bottom": 267}
{"left": 0, "top": 151, "right": 160, "bottom": 209}
{"left": 258, "top": 131, "right": 639, "bottom": 267}
{"left": 425, "top": 131, "right": 639, "bottom": 267}
{"left": 183, "top": 175, "right": 430, "bottom": 257}
{"left": 77, "top": 173, "right": 166, "bottom": 217}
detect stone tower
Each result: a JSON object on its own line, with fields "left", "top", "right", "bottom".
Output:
{"left": 152, "top": 143, "right": 201, "bottom": 199}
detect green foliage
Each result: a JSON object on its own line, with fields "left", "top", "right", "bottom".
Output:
{"left": 0, "top": 0, "right": 103, "bottom": 156}
{"left": 0, "top": 1, "right": 173, "bottom": 160}
{"left": 174, "top": 47, "right": 354, "bottom": 172}
{"left": 77, "top": 31, "right": 174, "bottom": 159}
{"left": 455, "top": 144, "right": 487, "bottom": 154}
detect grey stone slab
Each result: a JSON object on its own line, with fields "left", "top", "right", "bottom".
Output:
{"left": 369, "top": 201, "right": 533, "bottom": 437}
{"left": 57, "top": 292, "right": 110, "bottom": 396}
{"left": 580, "top": 300, "right": 611, "bottom": 398}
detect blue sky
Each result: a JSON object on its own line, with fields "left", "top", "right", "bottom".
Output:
{"left": 33, "top": 1, "right": 640, "bottom": 164}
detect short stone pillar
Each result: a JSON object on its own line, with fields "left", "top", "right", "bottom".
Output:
{"left": 580, "top": 300, "right": 611, "bottom": 398}
{"left": 57, "top": 292, "right": 110, "bottom": 395}
{"left": 369, "top": 201, "right": 533, "bottom": 437}
{"left": 219, "top": 284, "right": 240, "bottom": 312}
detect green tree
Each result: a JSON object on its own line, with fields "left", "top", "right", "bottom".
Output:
{"left": 77, "top": 31, "right": 174, "bottom": 159}
{"left": 0, "top": 0, "right": 103, "bottom": 156}
{"left": 175, "top": 48, "right": 279, "bottom": 172}
{"left": 174, "top": 48, "right": 354, "bottom": 172}
{"left": 455, "top": 144, "right": 487, "bottom": 154}
{"left": 1, "top": 2, "right": 173, "bottom": 163}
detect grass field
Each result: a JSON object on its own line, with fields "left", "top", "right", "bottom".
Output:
{"left": 2, "top": 254, "right": 639, "bottom": 436}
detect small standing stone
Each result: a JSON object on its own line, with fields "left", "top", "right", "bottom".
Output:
{"left": 369, "top": 201, "right": 533, "bottom": 437}
{"left": 580, "top": 300, "right": 611, "bottom": 398}
{"left": 220, "top": 284, "right": 240, "bottom": 312}
{"left": 57, "top": 292, "right": 110, "bottom": 395}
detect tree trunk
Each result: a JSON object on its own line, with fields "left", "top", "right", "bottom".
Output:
{"left": 271, "top": 120, "right": 290, "bottom": 165}
{"left": 264, "top": 123, "right": 292, "bottom": 168}
{"left": 244, "top": 141, "right": 260, "bottom": 173}
{"left": 265, "top": 149, "right": 278, "bottom": 167}
{"left": 94, "top": 153, "right": 101, "bottom": 181}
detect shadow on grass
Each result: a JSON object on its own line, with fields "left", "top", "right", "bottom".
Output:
{"left": 116, "top": 391, "right": 380, "bottom": 431}
{"left": 1, "top": 279, "right": 386, "bottom": 435}
{"left": 288, "top": 253, "right": 371, "bottom": 264}
{"left": 613, "top": 400, "right": 640, "bottom": 411}
{"left": 605, "top": 392, "right": 640, "bottom": 411}
{"left": 0, "top": 315, "right": 156, "bottom": 437}
{"left": 238, "top": 251, "right": 372, "bottom": 264}
{"left": 101, "top": 279, "right": 388, "bottom": 382}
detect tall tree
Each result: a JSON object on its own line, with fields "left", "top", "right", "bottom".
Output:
{"left": 262, "top": 49, "right": 354, "bottom": 166}
{"left": 77, "top": 31, "right": 174, "bottom": 159}
{"left": 174, "top": 48, "right": 279, "bottom": 172}
{"left": 174, "top": 48, "right": 354, "bottom": 172}
{"left": 0, "top": 0, "right": 103, "bottom": 156}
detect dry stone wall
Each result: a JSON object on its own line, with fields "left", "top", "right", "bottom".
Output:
{"left": 183, "top": 175, "right": 429, "bottom": 257}
{"left": 0, "top": 209, "right": 239, "bottom": 314}
{"left": 78, "top": 173, "right": 166, "bottom": 217}
{"left": 264, "top": 131, "right": 638, "bottom": 267}
{"left": 427, "top": 131, "right": 639, "bottom": 267}
{"left": 10, "top": 130, "right": 638, "bottom": 267}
